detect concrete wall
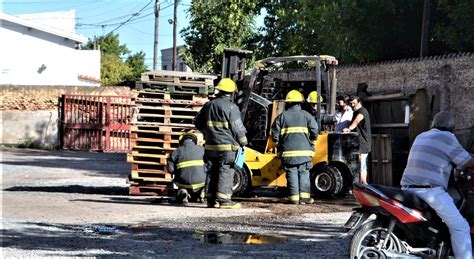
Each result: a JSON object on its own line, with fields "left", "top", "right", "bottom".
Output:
{"left": 336, "top": 53, "right": 474, "bottom": 146}
{"left": 1, "top": 110, "right": 59, "bottom": 149}
{"left": 0, "top": 20, "right": 100, "bottom": 86}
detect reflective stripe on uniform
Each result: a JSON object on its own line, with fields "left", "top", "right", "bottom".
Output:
{"left": 281, "top": 150, "right": 314, "bottom": 157}
{"left": 207, "top": 121, "right": 229, "bottom": 128}
{"left": 205, "top": 144, "right": 240, "bottom": 151}
{"left": 175, "top": 182, "right": 205, "bottom": 191}
{"left": 217, "top": 192, "right": 232, "bottom": 200}
{"left": 300, "top": 192, "right": 311, "bottom": 199}
{"left": 239, "top": 136, "right": 248, "bottom": 144}
{"left": 280, "top": 127, "right": 308, "bottom": 135}
{"left": 289, "top": 194, "right": 300, "bottom": 201}
{"left": 176, "top": 160, "right": 205, "bottom": 169}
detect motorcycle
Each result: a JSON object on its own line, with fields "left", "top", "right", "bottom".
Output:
{"left": 345, "top": 168, "right": 473, "bottom": 258}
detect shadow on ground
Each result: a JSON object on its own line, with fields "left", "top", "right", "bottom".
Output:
{"left": 4, "top": 185, "right": 129, "bottom": 195}
{"left": 1, "top": 149, "right": 130, "bottom": 178}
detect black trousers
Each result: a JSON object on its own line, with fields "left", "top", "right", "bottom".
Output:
{"left": 205, "top": 151, "right": 236, "bottom": 203}
{"left": 283, "top": 161, "right": 312, "bottom": 201}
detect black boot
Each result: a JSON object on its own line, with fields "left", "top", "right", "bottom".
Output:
{"left": 177, "top": 189, "right": 190, "bottom": 206}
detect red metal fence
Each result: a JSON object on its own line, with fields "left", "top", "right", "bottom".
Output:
{"left": 60, "top": 95, "right": 134, "bottom": 152}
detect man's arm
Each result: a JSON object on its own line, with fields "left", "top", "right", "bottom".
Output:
{"left": 194, "top": 103, "right": 209, "bottom": 132}
{"left": 307, "top": 115, "right": 319, "bottom": 141}
{"left": 343, "top": 113, "right": 364, "bottom": 133}
{"left": 271, "top": 115, "right": 282, "bottom": 145}
{"left": 166, "top": 151, "right": 177, "bottom": 174}
{"left": 229, "top": 106, "right": 248, "bottom": 146}
{"left": 448, "top": 136, "right": 474, "bottom": 168}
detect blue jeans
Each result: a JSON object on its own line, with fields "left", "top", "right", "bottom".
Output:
{"left": 402, "top": 186, "right": 472, "bottom": 259}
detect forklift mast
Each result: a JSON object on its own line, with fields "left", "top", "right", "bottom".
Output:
{"left": 238, "top": 55, "right": 339, "bottom": 150}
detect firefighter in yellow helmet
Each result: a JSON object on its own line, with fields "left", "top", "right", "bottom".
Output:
{"left": 167, "top": 132, "right": 207, "bottom": 205}
{"left": 306, "top": 90, "right": 324, "bottom": 126}
{"left": 194, "top": 78, "right": 248, "bottom": 209}
{"left": 271, "top": 90, "right": 319, "bottom": 204}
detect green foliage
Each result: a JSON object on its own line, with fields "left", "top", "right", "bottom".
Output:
{"left": 259, "top": 0, "right": 422, "bottom": 63}
{"left": 84, "top": 33, "right": 147, "bottom": 85}
{"left": 101, "top": 54, "right": 133, "bottom": 86}
{"left": 126, "top": 51, "right": 148, "bottom": 81}
{"left": 84, "top": 34, "right": 130, "bottom": 56}
{"left": 18, "top": 136, "right": 38, "bottom": 149}
{"left": 180, "top": 0, "right": 260, "bottom": 73}
{"left": 432, "top": 0, "right": 474, "bottom": 53}
{"left": 179, "top": 0, "right": 473, "bottom": 69}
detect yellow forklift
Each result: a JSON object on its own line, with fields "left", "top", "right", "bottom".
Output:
{"left": 231, "top": 55, "right": 360, "bottom": 198}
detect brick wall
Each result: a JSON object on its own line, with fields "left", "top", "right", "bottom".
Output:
{"left": 337, "top": 53, "right": 474, "bottom": 146}
{"left": 0, "top": 85, "right": 134, "bottom": 111}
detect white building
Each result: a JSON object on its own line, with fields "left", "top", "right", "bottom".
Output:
{"left": 161, "top": 45, "right": 192, "bottom": 72}
{"left": 0, "top": 11, "right": 101, "bottom": 86}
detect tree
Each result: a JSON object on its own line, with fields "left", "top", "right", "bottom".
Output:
{"left": 101, "top": 54, "right": 133, "bottom": 86}
{"left": 180, "top": 0, "right": 260, "bottom": 73}
{"left": 126, "top": 51, "right": 148, "bottom": 81}
{"left": 432, "top": 0, "right": 474, "bottom": 54}
{"left": 83, "top": 33, "right": 147, "bottom": 86}
{"left": 259, "top": 0, "right": 423, "bottom": 64}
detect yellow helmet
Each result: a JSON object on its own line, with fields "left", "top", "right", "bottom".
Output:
{"left": 308, "top": 91, "right": 323, "bottom": 104}
{"left": 215, "top": 78, "right": 237, "bottom": 93}
{"left": 179, "top": 132, "right": 197, "bottom": 145}
{"left": 285, "top": 90, "right": 304, "bottom": 103}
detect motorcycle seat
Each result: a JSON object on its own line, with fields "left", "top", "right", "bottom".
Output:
{"left": 371, "top": 184, "right": 429, "bottom": 211}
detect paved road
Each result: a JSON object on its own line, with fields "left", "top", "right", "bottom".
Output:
{"left": 1, "top": 149, "right": 355, "bottom": 257}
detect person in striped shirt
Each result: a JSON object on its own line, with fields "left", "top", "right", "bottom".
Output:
{"left": 401, "top": 111, "right": 474, "bottom": 259}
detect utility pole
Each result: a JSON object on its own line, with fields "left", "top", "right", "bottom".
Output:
{"left": 420, "top": 0, "right": 431, "bottom": 57}
{"left": 172, "top": 0, "right": 178, "bottom": 71}
{"left": 153, "top": 0, "right": 160, "bottom": 71}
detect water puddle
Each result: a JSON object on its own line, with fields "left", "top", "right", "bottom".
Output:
{"left": 194, "top": 230, "right": 287, "bottom": 245}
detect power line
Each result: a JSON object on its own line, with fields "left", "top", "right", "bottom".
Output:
{"left": 107, "top": 0, "right": 153, "bottom": 35}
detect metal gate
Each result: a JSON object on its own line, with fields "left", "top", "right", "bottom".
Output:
{"left": 60, "top": 95, "right": 134, "bottom": 152}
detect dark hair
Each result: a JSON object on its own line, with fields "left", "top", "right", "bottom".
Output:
{"left": 336, "top": 95, "right": 351, "bottom": 104}
{"left": 352, "top": 96, "right": 361, "bottom": 103}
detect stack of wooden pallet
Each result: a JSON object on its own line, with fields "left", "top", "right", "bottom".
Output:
{"left": 128, "top": 70, "right": 216, "bottom": 196}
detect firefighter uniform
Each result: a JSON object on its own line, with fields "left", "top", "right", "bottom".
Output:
{"left": 167, "top": 133, "right": 206, "bottom": 204}
{"left": 271, "top": 90, "right": 319, "bottom": 204}
{"left": 194, "top": 78, "right": 247, "bottom": 209}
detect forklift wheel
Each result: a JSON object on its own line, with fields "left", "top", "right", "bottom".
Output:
{"left": 233, "top": 166, "right": 251, "bottom": 197}
{"left": 311, "top": 165, "right": 344, "bottom": 198}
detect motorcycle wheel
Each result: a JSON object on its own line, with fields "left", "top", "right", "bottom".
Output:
{"left": 349, "top": 219, "right": 406, "bottom": 258}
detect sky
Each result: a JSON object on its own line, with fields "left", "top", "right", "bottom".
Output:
{"left": 2, "top": 0, "right": 191, "bottom": 69}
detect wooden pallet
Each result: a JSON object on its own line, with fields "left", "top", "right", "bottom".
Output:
{"left": 129, "top": 184, "right": 172, "bottom": 196}
{"left": 140, "top": 70, "right": 216, "bottom": 85}
{"left": 136, "top": 113, "right": 195, "bottom": 125}
{"left": 131, "top": 162, "right": 167, "bottom": 172}
{"left": 136, "top": 81, "right": 214, "bottom": 95}
{"left": 127, "top": 151, "right": 171, "bottom": 164}
{"left": 136, "top": 91, "right": 209, "bottom": 104}
{"left": 130, "top": 170, "right": 171, "bottom": 182}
